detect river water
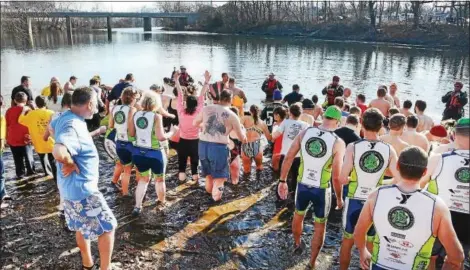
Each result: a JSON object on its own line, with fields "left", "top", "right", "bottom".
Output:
{"left": 1, "top": 28, "right": 469, "bottom": 120}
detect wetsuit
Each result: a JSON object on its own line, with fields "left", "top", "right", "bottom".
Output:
{"left": 371, "top": 185, "right": 436, "bottom": 270}
{"left": 343, "top": 140, "right": 391, "bottom": 240}
{"left": 295, "top": 127, "right": 338, "bottom": 223}
{"left": 132, "top": 111, "right": 166, "bottom": 177}
{"left": 112, "top": 105, "right": 134, "bottom": 166}
{"left": 427, "top": 150, "right": 469, "bottom": 256}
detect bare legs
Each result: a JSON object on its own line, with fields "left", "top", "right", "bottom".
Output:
{"left": 121, "top": 165, "right": 132, "bottom": 196}
{"left": 272, "top": 154, "right": 281, "bottom": 172}
{"left": 76, "top": 230, "right": 115, "bottom": 270}
{"left": 292, "top": 213, "right": 304, "bottom": 247}
{"left": 241, "top": 151, "right": 263, "bottom": 174}
{"left": 111, "top": 161, "right": 122, "bottom": 184}
{"left": 310, "top": 222, "right": 327, "bottom": 267}
{"left": 205, "top": 175, "right": 225, "bottom": 201}
{"left": 155, "top": 176, "right": 166, "bottom": 203}
{"left": 230, "top": 157, "right": 240, "bottom": 185}
{"left": 339, "top": 238, "right": 354, "bottom": 270}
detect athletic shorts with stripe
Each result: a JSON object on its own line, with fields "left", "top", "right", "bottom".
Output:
{"left": 342, "top": 197, "right": 375, "bottom": 240}
{"left": 295, "top": 183, "right": 331, "bottom": 223}
{"left": 116, "top": 140, "right": 134, "bottom": 166}
{"left": 132, "top": 147, "right": 167, "bottom": 177}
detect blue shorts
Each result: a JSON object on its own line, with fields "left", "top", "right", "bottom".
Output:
{"left": 199, "top": 140, "right": 229, "bottom": 179}
{"left": 63, "top": 192, "right": 117, "bottom": 240}
{"left": 116, "top": 140, "right": 134, "bottom": 166}
{"left": 342, "top": 198, "right": 376, "bottom": 240}
{"left": 295, "top": 183, "right": 331, "bottom": 223}
{"left": 132, "top": 147, "right": 167, "bottom": 177}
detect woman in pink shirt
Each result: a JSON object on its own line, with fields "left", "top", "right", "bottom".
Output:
{"left": 174, "top": 71, "right": 210, "bottom": 183}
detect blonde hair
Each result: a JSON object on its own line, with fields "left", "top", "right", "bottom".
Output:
{"left": 140, "top": 91, "right": 162, "bottom": 112}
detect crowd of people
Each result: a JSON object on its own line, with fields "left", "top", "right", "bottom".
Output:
{"left": 0, "top": 67, "right": 468, "bottom": 270}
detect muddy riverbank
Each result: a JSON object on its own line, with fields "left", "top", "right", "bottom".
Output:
{"left": 0, "top": 137, "right": 468, "bottom": 269}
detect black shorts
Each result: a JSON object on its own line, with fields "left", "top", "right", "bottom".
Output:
{"left": 432, "top": 211, "right": 470, "bottom": 257}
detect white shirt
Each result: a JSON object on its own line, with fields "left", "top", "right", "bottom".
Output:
{"left": 46, "top": 96, "right": 63, "bottom": 112}
{"left": 278, "top": 119, "right": 309, "bottom": 156}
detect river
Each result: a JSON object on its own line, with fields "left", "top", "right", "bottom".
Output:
{"left": 1, "top": 28, "right": 469, "bottom": 120}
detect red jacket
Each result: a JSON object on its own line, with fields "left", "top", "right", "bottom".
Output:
{"left": 5, "top": 106, "right": 29, "bottom": 147}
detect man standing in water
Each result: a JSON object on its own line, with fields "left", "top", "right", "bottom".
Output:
{"left": 415, "top": 100, "right": 434, "bottom": 132}
{"left": 321, "top": 76, "right": 344, "bottom": 108}
{"left": 354, "top": 147, "right": 464, "bottom": 270}
{"left": 261, "top": 72, "right": 283, "bottom": 102}
{"left": 369, "top": 88, "right": 391, "bottom": 117}
{"left": 209, "top": 72, "right": 230, "bottom": 103}
{"left": 339, "top": 108, "right": 399, "bottom": 270}
{"left": 193, "top": 90, "right": 246, "bottom": 201}
{"left": 419, "top": 118, "right": 470, "bottom": 269}
{"left": 228, "top": 78, "right": 248, "bottom": 117}
{"left": 442, "top": 81, "right": 468, "bottom": 121}
{"left": 278, "top": 106, "right": 346, "bottom": 268}
{"left": 389, "top": 83, "right": 400, "bottom": 108}
{"left": 52, "top": 88, "right": 117, "bottom": 270}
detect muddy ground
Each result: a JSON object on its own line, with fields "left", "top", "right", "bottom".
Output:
{"left": 0, "top": 138, "right": 468, "bottom": 270}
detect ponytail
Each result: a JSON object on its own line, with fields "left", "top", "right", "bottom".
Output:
{"left": 250, "top": 105, "right": 260, "bottom": 125}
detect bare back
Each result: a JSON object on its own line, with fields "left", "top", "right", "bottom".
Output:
{"left": 380, "top": 134, "right": 409, "bottom": 156}
{"left": 242, "top": 116, "right": 267, "bottom": 142}
{"left": 401, "top": 131, "right": 429, "bottom": 152}
{"left": 199, "top": 104, "right": 238, "bottom": 144}
{"left": 416, "top": 114, "right": 434, "bottom": 132}
{"left": 369, "top": 98, "right": 391, "bottom": 117}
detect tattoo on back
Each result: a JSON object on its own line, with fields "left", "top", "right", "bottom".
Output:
{"left": 205, "top": 113, "right": 226, "bottom": 136}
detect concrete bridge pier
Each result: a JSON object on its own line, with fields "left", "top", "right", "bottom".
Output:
{"left": 24, "top": 17, "right": 34, "bottom": 47}
{"left": 143, "top": 17, "right": 152, "bottom": 32}
{"left": 107, "top": 16, "right": 112, "bottom": 41}
{"left": 66, "top": 16, "right": 73, "bottom": 44}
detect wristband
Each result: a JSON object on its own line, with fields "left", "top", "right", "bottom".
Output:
{"left": 279, "top": 179, "right": 286, "bottom": 183}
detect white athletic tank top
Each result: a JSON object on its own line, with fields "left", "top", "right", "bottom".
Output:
{"left": 112, "top": 105, "right": 130, "bottom": 142}
{"left": 428, "top": 150, "right": 469, "bottom": 214}
{"left": 348, "top": 140, "right": 391, "bottom": 200}
{"left": 372, "top": 185, "right": 436, "bottom": 270}
{"left": 134, "top": 111, "right": 159, "bottom": 149}
{"left": 298, "top": 127, "right": 338, "bottom": 188}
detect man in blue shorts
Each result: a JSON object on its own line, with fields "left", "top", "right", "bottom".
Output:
{"left": 338, "top": 108, "right": 399, "bottom": 270}
{"left": 278, "top": 106, "right": 346, "bottom": 268}
{"left": 52, "top": 87, "right": 117, "bottom": 270}
{"left": 194, "top": 90, "right": 246, "bottom": 201}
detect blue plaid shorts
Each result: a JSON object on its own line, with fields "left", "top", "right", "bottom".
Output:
{"left": 63, "top": 192, "right": 117, "bottom": 240}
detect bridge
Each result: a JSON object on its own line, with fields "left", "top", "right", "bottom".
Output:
{"left": 3, "top": 11, "right": 200, "bottom": 44}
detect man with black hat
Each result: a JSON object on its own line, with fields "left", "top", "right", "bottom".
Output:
{"left": 441, "top": 81, "right": 468, "bottom": 121}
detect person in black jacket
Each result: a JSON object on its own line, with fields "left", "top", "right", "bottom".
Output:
{"left": 11, "top": 76, "right": 34, "bottom": 107}
{"left": 442, "top": 81, "right": 468, "bottom": 121}
{"left": 261, "top": 72, "right": 283, "bottom": 102}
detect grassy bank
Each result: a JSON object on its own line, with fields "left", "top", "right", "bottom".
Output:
{"left": 194, "top": 22, "right": 469, "bottom": 49}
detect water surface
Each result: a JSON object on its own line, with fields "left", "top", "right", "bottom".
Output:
{"left": 1, "top": 28, "right": 469, "bottom": 120}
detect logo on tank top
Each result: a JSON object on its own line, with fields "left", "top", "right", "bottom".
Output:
{"left": 136, "top": 116, "right": 149, "bottom": 129}
{"left": 455, "top": 167, "right": 470, "bottom": 184}
{"left": 114, "top": 111, "right": 126, "bottom": 125}
{"left": 388, "top": 206, "right": 415, "bottom": 230}
{"left": 359, "top": 151, "right": 384, "bottom": 173}
{"left": 306, "top": 137, "right": 327, "bottom": 158}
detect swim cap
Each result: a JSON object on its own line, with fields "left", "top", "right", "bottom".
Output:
{"left": 430, "top": 125, "right": 447, "bottom": 138}
{"left": 324, "top": 106, "right": 342, "bottom": 121}
{"left": 273, "top": 90, "right": 282, "bottom": 101}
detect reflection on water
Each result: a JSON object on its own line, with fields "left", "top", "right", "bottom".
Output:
{"left": 1, "top": 28, "right": 468, "bottom": 119}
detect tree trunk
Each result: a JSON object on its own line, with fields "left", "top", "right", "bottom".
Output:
{"left": 369, "top": 1, "right": 376, "bottom": 28}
